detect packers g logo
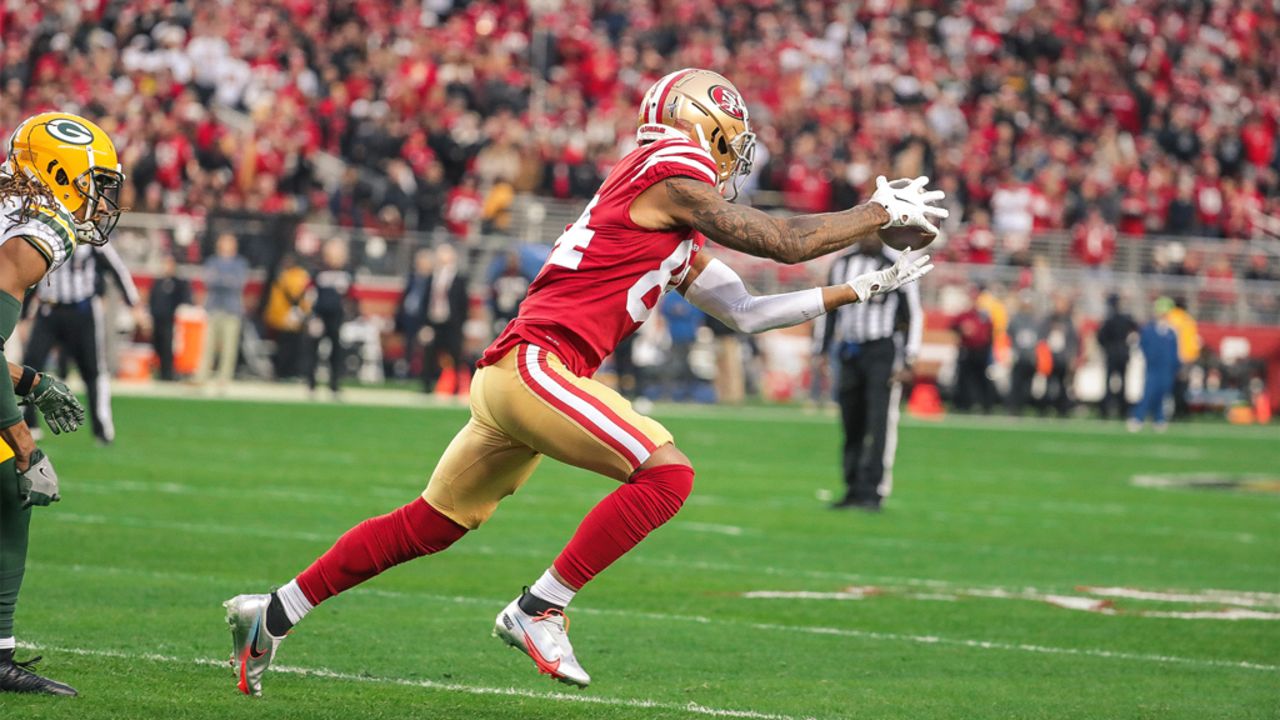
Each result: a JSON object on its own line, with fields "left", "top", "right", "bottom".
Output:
{"left": 45, "top": 118, "right": 95, "bottom": 145}
{"left": 708, "top": 85, "right": 747, "bottom": 121}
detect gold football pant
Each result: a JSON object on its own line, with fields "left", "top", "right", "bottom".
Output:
{"left": 423, "top": 343, "right": 674, "bottom": 529}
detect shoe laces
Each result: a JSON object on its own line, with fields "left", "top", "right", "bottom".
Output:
{"left": 13, "top": 655, "right": 42, "bottom": 669}
{"left": 532, "top": 608, "right": 569, "bottom": 633}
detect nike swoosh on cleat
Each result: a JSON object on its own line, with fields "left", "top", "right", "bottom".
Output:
{"left": 247, "top": 619, "right": 269, "bottom": 660}
{"left": 521, "top": 631, "right": 562, "bottom": 677}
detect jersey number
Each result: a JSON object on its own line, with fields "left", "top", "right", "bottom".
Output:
{"left": 548, "top": 196, "right": 693, "bottom": 323}
{"left": 547, "top": 196, "right": 600, "bottom": 271}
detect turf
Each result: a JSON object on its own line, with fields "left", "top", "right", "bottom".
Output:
{"left": 6, "top": 395, "right": 1279, "bottom": 719}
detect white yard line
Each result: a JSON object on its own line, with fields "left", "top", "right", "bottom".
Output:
{"left": 674, "top": 521, "right": 747, "bottom": 536}
{"left": 1081, "top": 586, "right": 1280, "bottom": 608}
{"left": 33, "top": 561, "right": 1279, "bottom": 673}
{"left": 741, "top": 586, "right": 1280, "bottom": 621}
{"left": 15, "top": 642, "right": 812, "bottom": 720}
{"left": 741, "top": 623, "right": 1280, "bottom": 672}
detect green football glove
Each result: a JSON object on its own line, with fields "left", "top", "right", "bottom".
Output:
{"left": 27, "top": 373, "right": 85, "bottom": 435}
{"left": 18, "top": 449, "right": 61, "bottom": 509}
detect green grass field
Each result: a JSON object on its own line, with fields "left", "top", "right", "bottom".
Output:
{"left": 7, "top": 395, "right": 1279, "bottom": 719}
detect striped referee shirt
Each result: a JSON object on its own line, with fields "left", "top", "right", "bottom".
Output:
{"left": 815, "top": 248, "right": 923, "bottom": 361}
{"left": 36, "top": 243, "right": 140, "bottom": 307}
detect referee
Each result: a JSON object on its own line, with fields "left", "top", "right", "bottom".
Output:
{"left": 24, "top": 243, "right": 139, "bottom": 444}
{"left": 816, "top": 237, "right": 923, "bottom": 512}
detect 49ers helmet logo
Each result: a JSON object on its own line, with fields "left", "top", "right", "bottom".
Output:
{"left": 707, "top": 85, "right": 746, "bottom": 121}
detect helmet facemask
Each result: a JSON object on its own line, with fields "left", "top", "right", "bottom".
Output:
{"left": 723, "top": 129, "right": 756, "bottom": 201}
{"left": 73, "top": 166, "right": 124, "bottom": 246}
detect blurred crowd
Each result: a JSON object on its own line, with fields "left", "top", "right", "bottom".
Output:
{"left": 935, "top": 282, "right": 1265, "bottom": 423}
{"left": 7, "top": 0, "right": 1276, "bottom": 416}
{"left": 3, "top": 1, "right": 1276, "bottom": 255}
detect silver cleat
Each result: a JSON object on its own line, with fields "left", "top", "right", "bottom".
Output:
{"left": 223, "top": 594, "right": 286, "bottom": 696}
{"left": 493, "top": 596, "right": 591, "bottom": 688}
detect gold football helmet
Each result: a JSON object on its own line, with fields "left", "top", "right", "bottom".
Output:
{"left": 637, "top": 68, "right": 756, "bottom": 198}
{"left": 7, "top": 111, "right": 125, "bottom": 245}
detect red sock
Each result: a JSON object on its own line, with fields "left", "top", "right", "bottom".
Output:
{"left": 552, "top": 464, "right": 694, "bottom": 589}
{"left": 296, "top": 497, "right": 467, "bottom": 605}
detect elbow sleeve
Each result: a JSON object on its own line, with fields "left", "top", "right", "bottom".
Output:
{"left": 685, "top": 259, "right": 825, "bottom": 334}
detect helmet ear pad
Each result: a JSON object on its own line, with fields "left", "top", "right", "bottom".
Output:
{"left": 712, "top": 129, "right": 729, "bottom": 156}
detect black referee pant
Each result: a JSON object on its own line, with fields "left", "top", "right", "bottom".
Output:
{"left": 836, "top": 337, "right": 898, "bottom": 506}
{"left": 24, "top": 299, "right": 113, "bottom": 443}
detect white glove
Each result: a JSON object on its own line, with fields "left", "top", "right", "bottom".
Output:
{"left": 18, "top": 449, "right": 61, "bottom": 508}
{"left": 869, "top": 175, "right": 950, "bottom": 235}
{"left": 849, "top": 252, "right": 934, "bottom": 302}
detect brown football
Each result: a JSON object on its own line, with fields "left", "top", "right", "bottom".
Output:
{"left": 877, "top": 225, "right": 936, "bottom": 252}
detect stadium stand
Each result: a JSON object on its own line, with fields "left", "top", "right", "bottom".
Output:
{"left": 3, "top": 0, "right": 1278, "bottom": 414}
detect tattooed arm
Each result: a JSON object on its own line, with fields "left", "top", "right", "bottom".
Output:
{"left": 630, "top": 177, "right": 890, "bottom": 265}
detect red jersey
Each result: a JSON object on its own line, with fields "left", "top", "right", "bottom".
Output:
{"left": 480, "top": 137, "right": 718, "bottom": 377}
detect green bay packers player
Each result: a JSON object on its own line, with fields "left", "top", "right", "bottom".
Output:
{"left": 226, "top": 69, "right": 943, "bottom": 694}
{"left": 0, "top": 112, "right": 122, "bottom": 696}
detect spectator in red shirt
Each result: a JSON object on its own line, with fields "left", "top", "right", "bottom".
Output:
{"left": 1073, "top": 208, "right": 1117, "bottom": 269}
{"left": 950, "top": 286, "right": 996, "bottom": 414}
{"left": 444, "top": 175, "right": 484, "bottom": 240}
{"left": 953, "top": 209, "right": 997, "bottom": 265}
{"left": 781, "top": 134, "right": 833, "bottom": 213}
{"left": 1241, "top": 113, "right": 1276, "bottom": 170}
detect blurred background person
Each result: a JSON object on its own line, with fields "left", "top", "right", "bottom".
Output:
{"left": 264, "top": 254, "right": 312, "bottom": 381}
{"left": 818, "top": 238, "right": 923, "bottom": 512}
{"left": 195, "top": 233, "right": 248, "bottom": 389}
{"left": 612, "top": 335, "right": 640, "bottom": 400}
{"left": 488, "top": 249, "right": 529, "bottom": 335}
{"left": 394, "top": 249, "right": 433, "bottom": 381}
{"left": 24, "top": 243, "right": 140, "bottom": 445}
{"left": 1096, "top": 294, "right": 1138, "bottom": 420}
{"left": 1130, "top": 298, "right": 1180, "bottom": 432}
{"left": 423, "top": 244, "right": 468, "bottom": 395}
{"left": 1167, "top": 298, "right": 1201, "bottom": 420}
{"left": 305, "top": 240, "right": 353, "bottom": 398}
{"left": 1040, "top": 295, "right": 1080, "bottom": 418}
{"left": 1005, "top": 292, "right": 1041, "bottom": 416}
{"left": 659, "top": 293, "right": 704, "bottom": 402}
{"left": 1071, "top": 208, "right": 1117, "bottom": 271}
{"left": 950, "top": 286, "right": 995, "bottom": 414}
{"left": 710, "top": 317, "right": 746, "bottom": 406}
{"left": 148, "top": 253, "right": 191, "bottom": 382}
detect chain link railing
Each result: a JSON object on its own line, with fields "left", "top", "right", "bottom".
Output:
{"left": 109, "top": 204, "right": 1280, "bottom": 326}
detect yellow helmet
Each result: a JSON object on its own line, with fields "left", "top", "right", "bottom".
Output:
{"left": 637, "top": 68, "right": 756, "bottom": 198}
{"left": 7, "top": 111, "right": 125, "bottom": 245}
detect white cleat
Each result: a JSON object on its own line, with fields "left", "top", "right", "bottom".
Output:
{"left": 224, "top": 594, "right": 286, "bottom": 696}
{"left": 493, "top": 597, "right": 591, "bottom": 688}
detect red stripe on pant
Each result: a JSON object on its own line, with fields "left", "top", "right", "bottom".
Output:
{"left": 296, "top": 497, "right": 467, "bottom": 605}
{"left": 553, "top": 463, "right": 695, "bottom": 589}
{"left": 515, "top": 345, "right": 646, "bottom": 468}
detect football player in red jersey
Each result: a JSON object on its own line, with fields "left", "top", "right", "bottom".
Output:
{"left": 225, "top": 69, "right": 946, "bottom": 694}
